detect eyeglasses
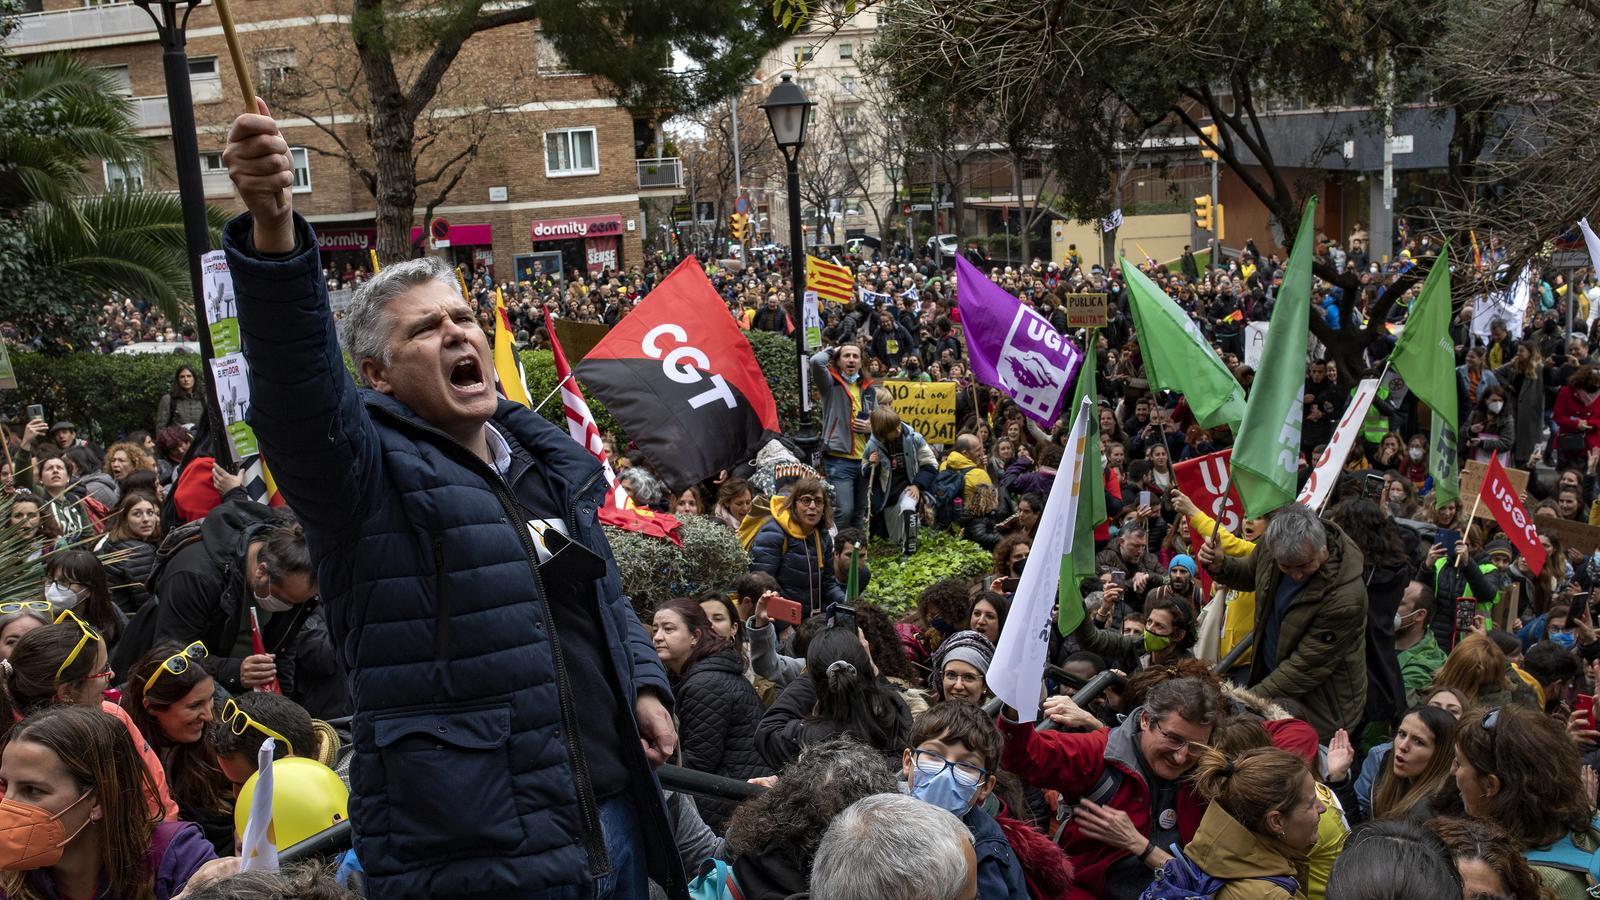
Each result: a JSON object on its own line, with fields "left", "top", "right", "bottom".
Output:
{"left": 52, "top": 609, "right": 102, "bottom": 684}
{"left": 911, "top": 748, "right": 988, "bottom": 787}
{"left": 144, "top": 641, "right": 207, "bottom": 694}
{"left": 793, "top": 495, "right": 823, "bottom": 507}
{"left": 0, "top": 600, "right": 51, "bottom": 615}
{"left": 1147, "top": 714, "right": 1196, "bottom": 751}
{"left": 221, "top": 698, "right": 295, "bottom": 757}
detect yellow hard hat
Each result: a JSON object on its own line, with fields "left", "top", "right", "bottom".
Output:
{"left": 234, "top": 757, "right": 349, "bottom": 848}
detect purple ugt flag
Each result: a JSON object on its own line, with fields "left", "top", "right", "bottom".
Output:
{"left": 955, "top": 255, "right": 1084, "bottom": 428}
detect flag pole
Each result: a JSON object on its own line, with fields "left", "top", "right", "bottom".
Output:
{"left": 534, "top": 374, "right": 573, "bottom": 414}
{"left": 1456, "top": 490, "right": 1483, "bottom": 567}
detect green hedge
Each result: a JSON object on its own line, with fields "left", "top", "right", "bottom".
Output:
{"left": 3, "top": 349, "right": 201, "bottom": 442}
{"left": 860, "top": 528, "right": 994, "bottom": 616}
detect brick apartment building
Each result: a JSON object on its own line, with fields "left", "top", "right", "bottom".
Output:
{"left": 6, "top": 0, "right": 684, "bottom": 282}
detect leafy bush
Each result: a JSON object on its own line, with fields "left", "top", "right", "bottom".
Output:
{"left": 860, "top": 528, "right": 993, "bottom": 616}
{"left": 605, "top": 514, "right": 748, "bottom": 618}
{"left": 520, "top": 349, "right": 621, "bottom": 440}
{"left": 746, "top": 328, "right": 806, "bottom": 434}
{"left": 3, "top": 349, "right": 201, "bottom": 442}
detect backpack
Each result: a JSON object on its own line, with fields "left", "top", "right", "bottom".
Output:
{"left": 1524, "top": 817, "right": 1600, "bottom": 885}
{"left": 686, "top": 858, "right": 745, "bottom": 900}
{"left": 144, "top": 519, "right": 207, "bottom": 594}
{"left": 929, "top": 465, "right": 972, "bottom": 526}
{"left": 1139, "top": 845, "right": 1297, "bottom": 900}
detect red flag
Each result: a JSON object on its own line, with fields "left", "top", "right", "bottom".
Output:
{"left": 1482, "top": 454, "right": 1545, "bottom": 571}
{"left": 545, "top": 307, "right": 682, "bottom": 546}
{"left": 576, "top": 257, "right": 779, "bottom": 488}
{"left": 1172, "top": 449, "right": 1247, "bottom": 601}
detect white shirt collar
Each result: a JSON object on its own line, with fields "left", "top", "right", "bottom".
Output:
{"left": 484, "top": 423, "right": 512, "bottom": 476}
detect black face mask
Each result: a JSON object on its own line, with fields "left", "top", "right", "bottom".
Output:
{"left": 1011, "top": 556, "right": 1029, "bottom": 578}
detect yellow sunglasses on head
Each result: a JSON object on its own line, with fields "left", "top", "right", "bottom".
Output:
{"left": 220, "top": 698, "right": 295, "bottom": 757}
{"left": 52, "top": 609, "right": 101, "bottom": 684}
{"left": 143, "top": 641, "right": 208, "bottom": 694}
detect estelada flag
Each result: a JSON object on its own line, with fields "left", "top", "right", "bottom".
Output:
{"left": 806, "top": 255, "right": 854, "bottom": 304}
{"left": 576, "top": 257, "right": 779, "bottom": 488}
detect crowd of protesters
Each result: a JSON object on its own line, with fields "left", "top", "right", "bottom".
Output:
{"left": 9, "top": 139, "right": 1600, "bottom": 900}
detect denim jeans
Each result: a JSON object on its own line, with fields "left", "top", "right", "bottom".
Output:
{"left": 525, "top": 796, "right": 649, "bottom": 900}
{"left": 823, "top": 454, "right": 867, "bottom": 529}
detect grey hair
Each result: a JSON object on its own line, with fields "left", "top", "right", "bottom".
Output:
{"left": 810, "top": 793, "right": 973, "bottom": 900}
{"left": 340, "top": 255, "right": 461, "bottom": 386}
{"left": 176, "top": 860, "right": 353, "bottom": 899}
{"left": 1265, "top": 503, "right": 1326, "bottom": 566}
{"left": 1144, "top": 676, "right": 1221, "bottom": 727}
{"left": 724, "top": 735, "right": 896, "bottom": 859}
{"left": 619, "top": 467, "right": 664, "bottom": 506}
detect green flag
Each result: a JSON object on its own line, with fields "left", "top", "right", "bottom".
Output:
{"left": 1231, "top": 198, "right": 1318, "bottom": 519}
{"left": 1121, "top": 258, "right": 1247, "bottom": 431}
{"left": 1058, "top": 346, "right": 1105, "bottom": 636}
{"left": 1430, "top": 415, "right": 1460, "bottom": 506}
{"left": 1390, "top": 248, "right": 1459, "bottom": 506}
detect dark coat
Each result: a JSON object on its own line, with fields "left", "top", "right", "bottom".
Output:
{"left": 223, "top": 213, "right": 686, "bottom": 900}
{"left": 747, "top": 495, "right": 846, "bottom": 615}
{"left": 95, "top": 534, "right": 155, "bottom": 614}
{"left": 150, "top": 498, "right": 312, "bottom": 694}
{"left": 754, "top": 673, "right": 910, "bottom": 771}
{"left": 674, "top": 646, "right": 770, "bottom": 832}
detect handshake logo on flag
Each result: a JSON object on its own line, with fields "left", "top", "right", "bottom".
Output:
{"left": 997, "top": 308, "right": 1075, "bottom": 422}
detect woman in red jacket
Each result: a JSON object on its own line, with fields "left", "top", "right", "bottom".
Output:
{"left": 998, "top": 676, "right": 1219, "bottom": 899}
{"left": 1552, "top": 365, "right": 1600, "bottom": 469}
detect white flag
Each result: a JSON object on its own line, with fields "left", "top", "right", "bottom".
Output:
{"left": 989, "top": 396, "right": 1092, "bottom": 717}
{"left": 239, "top": 738, "right": 280, "bottom": 873}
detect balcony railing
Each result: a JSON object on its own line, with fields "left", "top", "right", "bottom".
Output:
{"left": 637, "top": 157, "right": 682, "bottom": 190}
{"left": 128, "top": 94, "right": 169, "bottom": 130}
{"left": 191, "top": 74, "right": 222, "bottom": 104}
{"left": 8, "top": 2, "right": 157, "bottom": 48}
{"left": 201, "top": 170, "right": 233, "bottom": 199}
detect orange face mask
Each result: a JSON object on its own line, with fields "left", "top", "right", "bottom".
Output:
{"left": 0, "top": 791, "right": 92, "bottom": 870}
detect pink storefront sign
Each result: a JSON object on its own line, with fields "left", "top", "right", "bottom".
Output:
{"left": 530, "top": 215, "right": 624, "bottom": 243}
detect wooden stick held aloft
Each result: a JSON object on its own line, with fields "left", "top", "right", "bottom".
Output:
{"left": 213, "top": 0, "right": 255, "bottom": 114}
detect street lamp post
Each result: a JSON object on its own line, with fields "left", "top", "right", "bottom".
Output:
{"left": 761, "top": 74, "right": 817, "bottom": 450}
{"left": 134, "top": 0, "right": 230, "bottom": 464}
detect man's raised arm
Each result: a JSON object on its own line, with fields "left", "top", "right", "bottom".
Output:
{"left": 221, "top": 99, "right": 380, "bottom": 540}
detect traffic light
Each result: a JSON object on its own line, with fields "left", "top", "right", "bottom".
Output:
{"left": 1194, "top": 194, "right": 1214, "bottom": 232}
{"left": 1200, "top": 124, "right": 1220, "bottom": 161}
{"left": 729, "top": 212, "right": 747, "bottom": 241}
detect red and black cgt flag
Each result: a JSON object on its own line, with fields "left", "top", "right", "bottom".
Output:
{"left": 576, "top": 258, "right": 780, "bottom": 487}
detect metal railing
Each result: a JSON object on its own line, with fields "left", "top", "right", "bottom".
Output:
{"left": 636, "top": 157, "right": 682, "bottom": 189}
{"left": 128, "top": 94, "right": 169, "bottom": 130}
{"left": 8, "top": 2, "right": 156, "bottom": 47}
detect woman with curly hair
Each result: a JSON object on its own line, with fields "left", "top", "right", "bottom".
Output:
{"left": 992, "top": 533, "right": 1031, "bottom": 579}
{"left": 1453, "top": 703, "right": 1600, "bottom": 897}
{"left": 904, "top": 576, "right": 978, "bottom": 660}
{"left": 105, "top": 442, "right": 157, "bottom": 489}
{"left": 1428, "top": 815, "right": 1555, "bottom": 900}
{"left": 725, "top": 736, "right": 897, "bottom": 899}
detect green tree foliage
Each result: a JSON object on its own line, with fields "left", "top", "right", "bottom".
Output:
{"left": 4, "top": 350, "right": 201, "bottom": 443}
{"left": 0, "top": 3, "right": 227, "bottom": 345}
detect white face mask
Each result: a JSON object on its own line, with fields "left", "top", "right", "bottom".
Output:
{"left": 43, "top": 582, "right": 78, "bottom": 610}
{"left": 1408, "top": 447, "right": 1424, "bottom": 461}
{"left": 1488, "top": 401, "right": 1504, "bottom": 414}
{"left": 255, "top": 593, "right": 293, "bottom": 613}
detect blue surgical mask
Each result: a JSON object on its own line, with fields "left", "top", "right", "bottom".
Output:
{"left": 908, "top": 755, "right": 982, "bottom": 815}
{"left": 1552, "top": 631, "right": 1577, "bottom": 650}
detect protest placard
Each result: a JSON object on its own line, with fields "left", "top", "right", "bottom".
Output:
{"left": 1461, "top": 459, "right": 1529, "bottom": 519}
{"left": 881, "top": 380, "right": 956, "bottom": 443}
{"left": 1063, "top": 293, "right": 1107, "bottom": 328}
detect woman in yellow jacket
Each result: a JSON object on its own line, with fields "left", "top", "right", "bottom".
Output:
{"left": 1171, "top": 489, "right": 1266, "bottom": 671}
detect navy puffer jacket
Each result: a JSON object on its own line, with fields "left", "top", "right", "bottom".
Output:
{"left": 673, "top": 646, "right": 769, "bottom": 832}
{"left": 747, "top": 494, "right": 845, "bottom": 615}
{"left": 224, "top": 214, "right": 686, "bottom": 900}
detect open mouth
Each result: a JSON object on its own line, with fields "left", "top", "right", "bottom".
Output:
{"left": 449, "top": 356, "right": 485, "bottom": 393}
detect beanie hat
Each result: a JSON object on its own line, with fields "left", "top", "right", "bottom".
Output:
{"left": 927, "top": 630, "right": 995, "bottom": 694}
{"left": 1169, "top": 554, "right": 1197, "bottom": 575}
{"left": 1485, "top": 537, "right": 1514, "bottom": 560}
